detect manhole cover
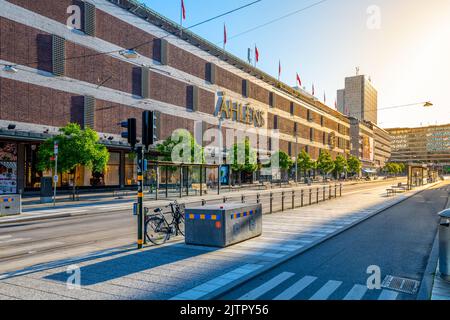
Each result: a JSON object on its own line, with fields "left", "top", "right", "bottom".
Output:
{"left": 381, "top": 275, "right": 420, "bottom": 295}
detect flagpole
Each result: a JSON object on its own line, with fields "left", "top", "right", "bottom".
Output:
{"left": 180, "top": 0, "right": 183, "bottom": 37}
{"left": 254, "top": 44, "right": 256, "bottom": 68}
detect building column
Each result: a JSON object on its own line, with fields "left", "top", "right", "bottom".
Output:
{"left": 120, "top": 151, "right": 126, "bottom": 189}
{"left": 17, "top": 143, "right": 25, "bottom": 195}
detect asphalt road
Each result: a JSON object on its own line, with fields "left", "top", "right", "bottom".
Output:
{"left": 218, "top": 181, "right": 450, "bottom": 300}
{"left": 0, "top": 179, "right": 406, "bottom": 274}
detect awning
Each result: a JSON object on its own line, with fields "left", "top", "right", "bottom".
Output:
{"left": 362, "top": 168, "right": 377, "bottom": 174}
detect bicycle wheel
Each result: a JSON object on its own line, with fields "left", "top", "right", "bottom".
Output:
{"left": 145, "top": 215, "right": 170, "bottom": 245}
{"left": 176, "top": 212, "right": 185, "bottom": 236}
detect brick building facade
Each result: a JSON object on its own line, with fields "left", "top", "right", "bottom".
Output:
{"left": 0, "top": 0, "right": 351, "bottom": 194}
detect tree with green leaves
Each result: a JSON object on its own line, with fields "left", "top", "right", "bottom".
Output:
{"left": 347, "top": 155, "right": 362, "bottom": 176}
{"left": 230, "top": 138, "right": 258, "bottom": 184}
{"left": 156, "top": 129, "right": 204, "bottom": 170}
{"left": 267, "top": 151, "right": 293, "bottom": 181}
{"left": 384, "top": 162, "right": 403, "bottom": 176}
{"left": 333, "top": 155, "right": 347, "bottom": 179}
{"left": 297, "top": 150, "right": 314, "bottom": 180}
{"left": 316, "top": 150, "right": 335, "bottom": 179}
{"left": 37, "top": 123, "right": 109, "bottom": 198}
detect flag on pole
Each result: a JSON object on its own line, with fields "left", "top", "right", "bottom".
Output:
{"left": 223, "top": 24, "right": 227, "bottom": 47}
{"left": 296, "top": 73, "right": 302, "bottom": 87}
{"left": 181, "top": 0, "right": 186, "bottom": 20}
{"left": 278, "top": 60, "right": 281, "bottom": 80}
{"left": 247, "top": 48, "right": 252, "bottom": 64}
{"left": 312, "top": 83, "right": 315, "bottom": 96}
{"left": 334, "top": 99, "right": 337, "bottom": 109}
{"left": 255, "top": 46, "right": 259, "bottom": 63}
{"left": 324, "top": 92, "right": 326, "bottom": 103}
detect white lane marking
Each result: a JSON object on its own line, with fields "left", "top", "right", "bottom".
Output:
{"left": 343, "top": 284, "right": 368, "bottom": 300}
{"left": 0, "top": 235, "right": 12, "bottom": 240}
{"left": 0, "top": 241, "right": 65, "bottom": 257}
{"left": 0, "top": 238, "right": 31, "bottom": 245}
{"left": 309, "top": 280, "right": 342, "bottom": 300}
{"left": 377, "top": 289, "right": 399, "bottom": 300}
{"left": 170, "top": 264, "right": 263, "bottom": 300}
{"left": 238, "top": 272, "right": 295, "bottom": 300}
{"left": 233, "top": 241, "right": 303, "bottom": 252}
{"left": 274, "top": 276, "right": 317, "bottom": 300}
{"left": 259, "top": 237, "right": 313, "bottom": 244}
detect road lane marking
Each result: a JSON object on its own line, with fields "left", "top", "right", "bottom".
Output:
{"left": 238, "top": 272, "right": 295, "bottom": 300}
{"left": 0, "top": 238, "right": 31, "bottom": 245}
{"left": 170, "top": 264, "right": 263, "bottom": 300}
{"left": 274, "top": 275, "right": 317, "bottom": 300}
{"left": 343, "top": 284, "right": 368, "bottom": 300}
{"left": 0, "top": 235, "right": 12, "bottom": 240}
{"left": 309, "top": 280, "right": 342, "bottom": 300}
{"left": 377, "top": 289, "right": 399, "bottom": 300}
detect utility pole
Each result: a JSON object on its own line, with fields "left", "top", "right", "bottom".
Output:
{"left": 136, "top": 146, "right": 144, "bottom": 249}
{"left": 53, "top": 141, "right": 58, "bottom": 207}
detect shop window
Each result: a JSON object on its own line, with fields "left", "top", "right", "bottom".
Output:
{"left": 0, "top": 142, "right": 17, "bottom": 194}
{"left": 125, "top": 153, "right": 138, "bottom": 186}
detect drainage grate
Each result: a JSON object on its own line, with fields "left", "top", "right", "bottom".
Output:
{"left": 381, "top": 275, "right": 420, "bottom": 295}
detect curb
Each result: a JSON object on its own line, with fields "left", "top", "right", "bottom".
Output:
{"left": 418, "top": 191, "right": 450, "bottom": 300}
{"left": 203, "top": 182, "right": 441, "bottom": 300}
{"left": 417, "top": 231, "right": 440, "bottom": 300}
{"left": 0, "top": 181, "right": 408, "bottom": 226}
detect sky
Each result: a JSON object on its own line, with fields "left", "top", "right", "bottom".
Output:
{"left": 141, "top": 0, "right": 450, "bottom": 129}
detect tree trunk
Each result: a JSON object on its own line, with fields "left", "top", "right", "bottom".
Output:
{"left": 72, "top": 167, "right": 77, "bottom": 201}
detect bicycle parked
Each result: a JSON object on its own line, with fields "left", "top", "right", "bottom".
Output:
{"left": 144, "top": 200, "right": 185, "bottom": 245}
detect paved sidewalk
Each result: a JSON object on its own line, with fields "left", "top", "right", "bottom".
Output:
{"left": 0, "top": 178, "right": 405, "bottom": 225}
{"left": 431, "top": 264, "right": 450, "bottom": 300}
{"left": 0, "top": 182, "right": 429, "bottom": 300}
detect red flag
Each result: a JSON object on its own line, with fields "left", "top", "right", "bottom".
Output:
{"left": 278, "top": 60, "right": 281, "bottom": 79}
{"left": 223, "top": 24, "right": 227, "bottom": 45}
{"left": 181, "top": 0, "right": 186, "bottom": 20}
{"left": 334, "top": 99, "right": 337, "bottom": 108}
{"left": 296, "top": 73, "right": 302, "bottom": 87}
{"left": 255, "top": 46, "right": 259, "bottom": 63}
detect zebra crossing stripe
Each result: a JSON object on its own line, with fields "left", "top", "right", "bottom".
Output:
{"left": 273, "top": 276, "right": 317, "bottom": 300}
{"left": 238, "top": 272, "right": 295, "bottom": 300}
{"left": 377, "top": 289, "right": 399, "bottom": 300}
{"left": 309, "top": 280, "right": 342, "bottom": 300}
{"left": 343, "top": 284, "right": 368, "bottom": 300}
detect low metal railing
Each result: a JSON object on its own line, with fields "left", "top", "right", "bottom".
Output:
{"left": 185, "top": 184, "right": 343, "bottom": 215}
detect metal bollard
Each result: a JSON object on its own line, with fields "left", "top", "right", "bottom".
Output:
{"left": 334, "top": 184, "right": 337, "bottom": 198}
{"left": 257, "top": 193, "right": 261, "bottom": 204}
{"left": 281, "top": 192, "right": 285, "bottom": 212}
{"left": 340, "top": 183, "right": 342, "bottom": 197}
{"left": 309, "top": 189, "right": 312, "bottom": 206}
{"left": 438, "top": 209, "right": 450, "bottom": 281}
{"left": 301, "top": 189, "right": 304, "bottom": 207}
{"left": 329, "top": 185, "right": 332, "bottom": 200}
{"left": 241, "top": 194, "right": 245, "bottom": 203}
{"left": 323, "top": 186, "right": 326, "bottom": 202}
{"left": 316, "top": 188, "right": 319, "bottom": 204}
{"left": 292, "top": 190, "right": 295, "bottom": 209}
{"left": 270, "top": 192, "right": 273, "bottom": 214}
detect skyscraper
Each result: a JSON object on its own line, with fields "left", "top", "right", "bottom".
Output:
{"left": 337, "top": 75, "right": 378, "bottom": 124}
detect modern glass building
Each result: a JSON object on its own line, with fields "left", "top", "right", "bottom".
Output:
{"left": 386, "top": 124, "right": 450, "bottom": 165}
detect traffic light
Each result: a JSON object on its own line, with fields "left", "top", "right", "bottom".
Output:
{"left": 120, "top": 118, "right": 137, "bottom": 149}
{"left": 142, "top": 111, "right": 157, "bottom": 150}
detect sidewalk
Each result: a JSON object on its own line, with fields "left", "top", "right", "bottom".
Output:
{"left": 431, "top": 265, "right": 450, "bottom": 300}
{"left": 0, "top": 178, "right": 405, "bottom": 225}
{"left": 0, "top": 181, "right": 432, "bottom": 300}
